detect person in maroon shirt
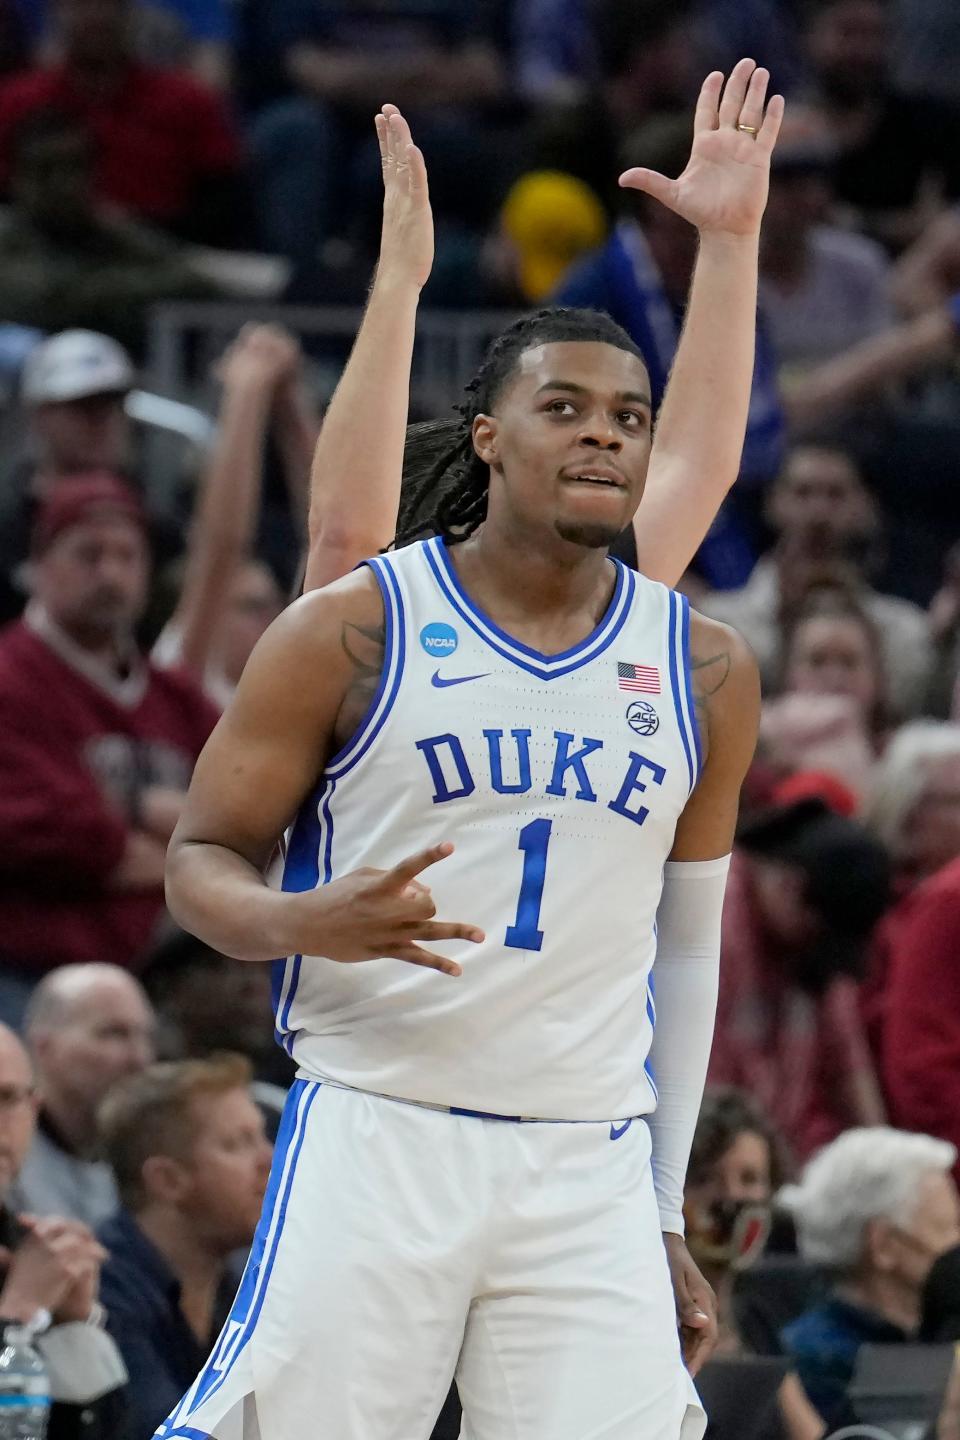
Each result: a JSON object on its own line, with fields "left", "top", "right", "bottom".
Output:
{"left": 0, "top": 473, "right": 218, "bottom": 1024}
{"left": 0, "top": 0, "right": 243, "bottom": 246}
{"left": 708, "top": 799, "right": 891, "bottom": 1162}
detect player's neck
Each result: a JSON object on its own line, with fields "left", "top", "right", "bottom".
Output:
{"left": 454, "top": 515, "right": 615, "bottom": 631}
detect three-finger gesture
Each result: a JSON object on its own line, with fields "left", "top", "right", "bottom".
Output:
{"left": 375, "top": 104, "right": 434, "bottom": 291}
{"left": 286, "top": 842, "right": 483, "bottom": 976}
{"left": 619, "top": 59, "right": 785, "bottom": 238}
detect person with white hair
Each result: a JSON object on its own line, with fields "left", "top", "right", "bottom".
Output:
{"left": 860, "top": 722, "right": 960, "bottom": 1165}
{"left": 778, "top": 1127, "right": 960, "bottom": 1430}
{"left": 865, "top": 720, "right": 960, "bottom": 885}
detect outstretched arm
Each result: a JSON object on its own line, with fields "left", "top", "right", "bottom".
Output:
{"left": 621, "top": 61, "right": 784, "bottom": 586}
{"left": 303, "top": 106, "right": 433, "bottom": 592}
{"left": 164, "top": 325, "right": 299, "bottom": 675}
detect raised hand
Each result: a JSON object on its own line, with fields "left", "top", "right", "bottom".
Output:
{"left": 619, "top": 59, "right": 784, "bottom": 238}
{"left": 282, "top": 842, "right": 483, "bottom": 976}
{"left": 375, "top": 103, "right": 434, "bottom": 291}
{"left": 217, "top": 323, "right": 302, "bottom": 393}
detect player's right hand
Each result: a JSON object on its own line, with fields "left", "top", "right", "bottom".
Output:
{"left": 282, "top": 842, "right": 482, "bottom": 976}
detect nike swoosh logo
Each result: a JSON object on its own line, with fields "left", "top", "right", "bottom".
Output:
{"left": 609, "top": 1119, "right": 633, "bottom": 1141}
{"left": 431, "top": 670, "right": 490, "bottom": 688}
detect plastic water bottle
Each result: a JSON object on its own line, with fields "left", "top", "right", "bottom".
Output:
{"left": 0, "top": 1327, "right": 50, "bottom": 1439}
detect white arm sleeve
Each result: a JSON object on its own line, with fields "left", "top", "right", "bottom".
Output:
{"left": 647, "top": 854, "right": 731, "bottom": 1235}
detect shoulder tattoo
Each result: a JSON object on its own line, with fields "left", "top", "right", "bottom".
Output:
{"left": 335, "top": 620, "right": 386, "bottom": 748}
{"left": 689, "top": 647, "right": 732, "bottom": 767}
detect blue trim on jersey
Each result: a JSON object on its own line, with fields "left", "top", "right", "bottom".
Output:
{"left": 450, "top": 1106, "right": 524, "bottom": 1121}
{"left": 326, "top": 554, "right": 406, "bottom": 779}
{"left": 680, "top": 594, "right": 704, "bottom": 783}
{"left": 179, "top": 1081, "right": 321, "bottom": 1423}
{"left": 667, "top": 591, "right": 695, "bottom": 792}
{"left": 424, "top": 537, "right": 634, "bottom": 680}
{"left": 270, "top": 557, "right": 406, "bottom": 1054}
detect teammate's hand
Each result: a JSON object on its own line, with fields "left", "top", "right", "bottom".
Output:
{"left": 375, "top": 104, "right": 434, "bottom": 292}
{"left": 283, "top": 842, "right": 483, "bottom": 976}
{"left": 662, "top": 1233, "right": 719, "bottom": 1375}
{"left": 619, "top": 59, "right": 784, "bottom": 238}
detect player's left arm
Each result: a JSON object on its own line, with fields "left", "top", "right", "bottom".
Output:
{"left": 649, "top": 613, "right": 761, "bottom": 1372}
{"left": 621, "top": 60, "right": 784, "bottom": 587}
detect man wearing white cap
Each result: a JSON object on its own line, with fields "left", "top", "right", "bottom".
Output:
{"left": 0, "top": 329, "right": 137, "bottom": 623}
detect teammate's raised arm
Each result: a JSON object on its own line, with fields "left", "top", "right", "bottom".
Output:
{"left": 626, "top": 60, "right": 784, "bottom": 586}
{"left": 302, "top": 106, "right": 433, "bottom": 591}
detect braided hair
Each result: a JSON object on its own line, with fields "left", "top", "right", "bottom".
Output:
{"left": 394, "top": 307, "right": 646, "bottom": 548}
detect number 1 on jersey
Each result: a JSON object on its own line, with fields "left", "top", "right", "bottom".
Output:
{"left": 505, "top": 818, "right": 553, "bottom": 952}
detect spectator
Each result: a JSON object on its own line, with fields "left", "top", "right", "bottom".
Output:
{"left": 0, "top": 106, "right": 220, "bottom": 356}
{"left": 0, "top": 328, "right": 137, "bottom": 624}
{"left": 710, "top": 800, "right": 891, "bottom": 1160}
{"left": 243, "top": 0, "right": 509, "bottom": 292}
{"left": 153, "top": 324, "right": 314, "bottom": 708}
{"left": 511, "top": 0, "right": 599, "bottom": 105}
{"left": 779, "top": 592, "right": 887, "bottom": 738}
{"left": 0, "top": 474, "right": 217, "bottom": 1021}
{"left": 759, "top": 105, "right": 894, "bottom": 368}
{"left": 803, "top": 0, "right": 960, "bottom": 251}
{"left": 0, "top": 1021, "right": 129, "bottom": 1440}
{"left": 757, "top": 591, "right": 889, "bottom": 806}
{"left": 495, "top": 170, "right": 608, "bottom": 305}
{"left": 98, "top": 1055, "right": 272, "bottom": 1439}
{"left": 701, "top": 444, "right": 933, "bottom": 717}
{"left": 0, "top": 0, "right": 244, "bottom": 247}
{"left": 870, "top": 855, "right": 960, "bottom": 1171}
{"left": 780, "top": 1128, "right": 960, "bottom": 1430}
{"left": 142, "top": 932, "right": 291, "bottom": 1092}
{"left": 14, "top": 965, "right": 155, "bottom": 1227}
{"left": 135, "top": 0, "right": 235, "bottom": 91}
{"left": 684, "top": 1090, "right": 825, "bottom": 1440}
{"left": 866, "top": 720, "right": 960, "bottom": 885}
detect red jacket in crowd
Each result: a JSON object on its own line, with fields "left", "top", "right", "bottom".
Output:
{"left": 875, "top": 857, "right": 960, "bottom": 1168}
{"left": 0, "top": 61, "right": 240, "bottom": 235}
{"left": 0, "top": 614, "right": 217, "bottom": 974}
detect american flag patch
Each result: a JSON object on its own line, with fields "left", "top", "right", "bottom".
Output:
{"left": 617, "top": 662, "right": 661, "bottom": 694}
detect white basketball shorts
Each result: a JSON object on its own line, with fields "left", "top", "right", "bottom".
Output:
{"left": 156, "top": 1078, "right": 706, "bottom": 1440}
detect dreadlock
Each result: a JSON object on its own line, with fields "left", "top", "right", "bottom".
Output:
{"left": 394, "top": 308, "right": 646, "bottom": 547}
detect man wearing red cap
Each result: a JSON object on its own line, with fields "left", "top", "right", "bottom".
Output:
{"left": 0, "top": 473, "right": 218, "bottom": 1021}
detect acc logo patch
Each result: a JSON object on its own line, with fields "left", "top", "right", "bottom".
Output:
{"left": 626, "top": 700, "right": 660, "bottom": 737}
{"left": 420, "top": 622, "right": 459, "bottom": 657}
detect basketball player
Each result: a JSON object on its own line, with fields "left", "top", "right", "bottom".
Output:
{"left": 158, "top": 65, "right": 781, "bottom": 1440}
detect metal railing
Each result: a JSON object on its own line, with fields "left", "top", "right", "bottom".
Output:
{"left": 146, "top": 301, "right": 526, "bottom": 418}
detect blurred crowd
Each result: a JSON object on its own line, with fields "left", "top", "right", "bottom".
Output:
{"left": 1, "top": 0, "right": 960, "bottom": 1438}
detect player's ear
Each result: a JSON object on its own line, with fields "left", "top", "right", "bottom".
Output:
{"left": 472, "top": 413, "right": 499, "bottom": 469}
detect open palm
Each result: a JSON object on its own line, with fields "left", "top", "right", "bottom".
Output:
{"left": 620, "top": 60, "right": 785, "bottom": 237}
{"left": 376, "top": 104, "right": 434, "bottom": 290}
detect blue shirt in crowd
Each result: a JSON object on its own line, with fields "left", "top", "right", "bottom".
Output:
{"left": 781, "top": 1294, "right": 908, "bottom": 1430}
{"left": 17, "top": 0, "right": 234, "bottom": 44}
{"left": 99, "top": 1209, "right": 235, "bottom": 1440}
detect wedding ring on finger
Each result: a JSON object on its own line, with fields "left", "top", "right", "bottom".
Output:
{"left": 736, "top": 123, "right": 759, "bottom": 136}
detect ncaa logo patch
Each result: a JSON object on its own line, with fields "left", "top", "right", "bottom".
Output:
{"left": 626, "top": 700, "right": 659, "bottom": 737}
{"left": 420, "top": 622, "right": 458, "bottom": 657}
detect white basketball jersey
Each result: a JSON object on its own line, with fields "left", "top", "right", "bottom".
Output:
{"left": 273, "top": 537, "right": 702, "bottom": 1121}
